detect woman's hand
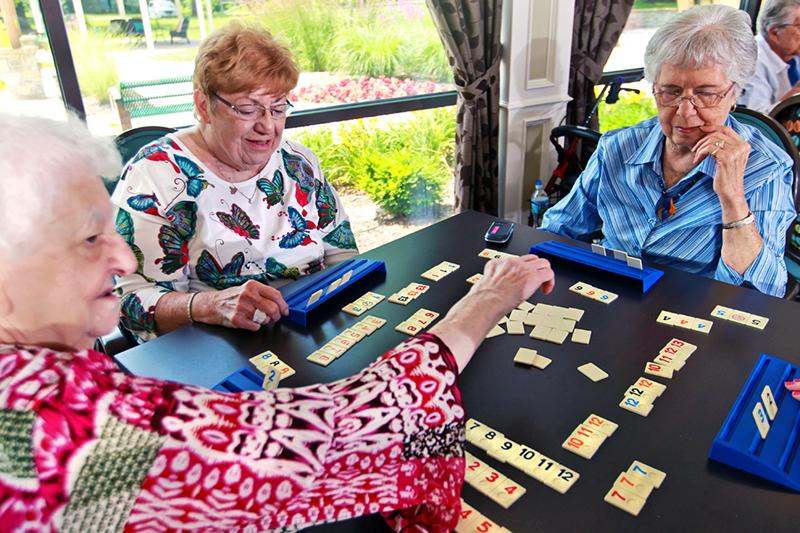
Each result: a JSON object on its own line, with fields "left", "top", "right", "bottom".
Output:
{"left": 692, "top": 124, "right": 751, "bottom": 213}
{"left": 785, "top": 380, "right": 800, "bottom": 401}
{"left": 196, "top": 280, "right": 289, "bottom": 331}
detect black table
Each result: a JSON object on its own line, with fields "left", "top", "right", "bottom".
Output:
{"left": 116, "top": 210, "right": 800, "bottom": 532}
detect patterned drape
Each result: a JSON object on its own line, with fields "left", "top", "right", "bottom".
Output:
{"left": 568, "top": 0, "right": 635, "bottom": 131}
{"left": 426, "top": 0, "right": 502, "bottom": 215}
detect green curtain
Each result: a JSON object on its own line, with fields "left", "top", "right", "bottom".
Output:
{"left": 426, "top": 0, "right": 502, "bottom": 216}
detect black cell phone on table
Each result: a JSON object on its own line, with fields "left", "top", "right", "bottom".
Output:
{"left": 485, "top": 221, "right": 514, "bottom": 243}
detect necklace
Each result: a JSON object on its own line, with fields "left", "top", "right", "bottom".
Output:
{"left": 655, "top": 173, "right": 702, "bottom": 222}
{"left": 199, "top": 132, "right": 260, "bottom": 204}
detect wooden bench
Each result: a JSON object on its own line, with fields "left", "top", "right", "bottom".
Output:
{"left": 109, "top": 75, "right": 194, "bottom": 131}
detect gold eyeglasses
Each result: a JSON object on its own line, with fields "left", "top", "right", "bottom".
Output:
{"left": 653, "top": 83, "right": 735, "bottom": 109}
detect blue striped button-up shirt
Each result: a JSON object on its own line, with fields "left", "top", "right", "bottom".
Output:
{"left": 541, "top": 116, "right": 796, "bottom": 297}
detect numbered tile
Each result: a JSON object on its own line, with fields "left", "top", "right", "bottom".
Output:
{"left": 407, "top": 316, "right": 434, "bottom": 329}
{"left": 762, "top": 385, "right": 778, "bottom": 420}
{"left": 330, "top": 336, "right": 357, "bottom": 350}
{"left": 691, "top": 318, "right": 713, "bottom": 334}
{"left": 634, "top": 378, "right": 666, "bottom": 397}
{"left": 569, "top": 282, "right": 591, "bottom": 294}
{"left": 249, "top": 350, "right": 279, "bottom": 372}
{"left": 583, "top": 287, "right": 600, "bottom": 299}
{"left": 728, "top": 310, "right": 751, "bottom": 324}
{"left": 478, "top": 249, "right": 495, "bottom": 258}
{"left": 487, "top": 478, "right": 527, "bottom": 509}
{"left": 562, "top": 433, "right": 601, "bottom": 459}
{"left": 413, "top": 309, "right": 440, "bottom": 320}
{"left": 583, "top": 414, "right": 618, "bottom": 437}
{"left": 405, "top": 284, "right": 429, "bottom": 295}
{"left": 506, "top": 321, "right": 526, "bottom": 335}
{"left": 437, "top": 261, "right": 461, "bottom": 272}
{"left": 487, "top": 437, "right": 519, "bottom": 463}
{"left": 395, "top": 322, "right": 423, "bottom": 336}
{"left": 653, "top": 353, "right": 685, "bottom": 371}
{"left": 524, "top": 455, "right": 561, "bottom": 482}
{"left": 711, "top": 305, "right": 734, "bottom": 320}
{"left": 402, "top": 288, "right": 423, "bottom": 300}
{"left": 275, "top": 362, "right": 295, "bottom": 379}
{"left": 362, "top": 316, "right": 387, "bottom": 328}
{"left": 362, "top": 292, "right": 385, "bottom": 303}
{"left": 644, "top": 362, "right": 674, "bottom": 379}
{"left": 605, "top": 487, "right": 646, "bottom": 516}
{"left": 594, "top": 290, "right": 618, "bottom": 304}
{"left": 753, "top": 402, "right": 771, "bottom": 439}
{"left": 675, "top": 314, "right": 695, "bottom": 329}
{"left": 465, "top": 419, "right": 486, "bottom": 443}
{"left": 464, "top": 517, "right": 500, "bottom": 533}
{"left": 613, "top": 472, "right": 654, "bottom": 500}
{"left": 508, "top": 446, "right": 540, "bottom": 471}
{"left": 628, "top": 461, "right": 666, "bottom": 488}
{"left": 352, "top": 322, "right": 378, "bottom": 335}
{"left": 542, "top": 465, "right": 580, "bottom": 494}
{"left": 486, "top": 324, "right": 505, "bottom": 338}
{"left": 307, "top": 351, "right": 334, "bottom": 367}
{"left": 261, "top": 367, "right": 282, "bottom": 390}
{"left": 464, "top": 457, "right": 491, "bottom": 483}
{"left": 624, "top": 385, "right": 659, "bottom": 404}
{"left": 466, "top": 274, "right": 484, "bottom": 284}
{"left": 388, "top": 293, "right": 412, "bottom": 305}
{"left": 319, "top": 344, "right": 347, "bottom": 358}
{"left": 341, "top": 328, "right": 366, "bottom": 342}
{"left": 342, "top": 303, "right": 367, "bottom": 316}
{"left": 472, "top": 468, "right": 508, "bottom": 496}
{"left": 746, "top": 314, "right": 769, "bottom": 330}
{"left": 571, "top": 329, "right": 592, "bottom": 344}
{"left": 421, "top": 270, "right": 444, "bottom": 281}
{"left": 665, "top": 338, "right": 696, "bottom": 356}
{"left": 656, "top": 310, "right": 677, "bottom": 326}
{"left": 659, "top": 344, "right": 689, "bottom": 361}
{"left": 474, "top": 429, "right": 505, "bottom": 451}
{"left": 620, "top": 396, "right": 654, "bottom": 417}
{"left": 454, "top": 501, "right": 483, "bottom": 533}
{"left": 513, "top": 347, "right": 538, "bottom": 366}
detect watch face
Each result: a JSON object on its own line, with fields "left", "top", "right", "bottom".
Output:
{"left": 486, "top": 222, "right": 513, "bottom": 243}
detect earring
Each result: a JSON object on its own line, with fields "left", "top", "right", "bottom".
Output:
{"left": 731, "top": 104, "right": 737, "bottom": 112}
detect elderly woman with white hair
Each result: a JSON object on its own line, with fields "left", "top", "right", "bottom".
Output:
{"left": 0, "top": 112, "right": 555, "bottom": 531}
{"left": 542, "top": 4, "right": 796, "bottom": 297}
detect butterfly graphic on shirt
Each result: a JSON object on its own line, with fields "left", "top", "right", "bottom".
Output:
{"left": 196, "top": 249, "right": 266, "bottom": 290}
{"left": 323, "top": 220, "right": 357, "bottom": 249}
{"left": 315, "top": 179, "right": 337, "bottom": 230}
{"left": 305, "top": 257, "right": 323, "bottom": 275}
{"left": 126, "top": 137, "right": 182, "bottom": 174}
{"left": 155, "top": 201, "right": 198, "bottom": 275}
{"left": 265, "top": 257, "right": 299, "bottom": 280}
{"left": 214, "top": 203, "right": 260, "bottom": 245}
{"left": 174, "top": 155, "right": 214, "bottom": 198}
{"left": 115, "top": 209, "right": 157, "bottom": 282}
{"left": 273, "top": 206, "right": 318, "bottom": 249}
{"left": 127, "top": 193, "right": 162, "bottom": 216}
{"left": 120, "top": 294, "right": 156, "bottom": 334}
{"left": 256, "top": 170, "right": 285, "bottom": 208}
{"left": 282, "top": 149, "right": 315, "bottom": 207}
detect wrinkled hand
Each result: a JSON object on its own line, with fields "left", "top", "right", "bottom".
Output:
{"left": 785, "top": 380, "right": 800, "bottom": 401}
{"left": 693, "top": 125, "right": 750, "bottom": 208}
{"left": 473, "top": 254, "right": 555, "bottom": 313}
{"left": 207, "top": 280, "right": 289, "bottom": 331}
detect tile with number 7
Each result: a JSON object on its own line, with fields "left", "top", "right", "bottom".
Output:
{"left": 605, "top": 487, "right": 646, "bottom": 516}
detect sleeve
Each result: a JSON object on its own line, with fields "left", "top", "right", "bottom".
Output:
{"left": 540, "top": 139, "right": 605, "bottom": 239}
{"left": 7, "top": 335, "right": 464, "bottom": 532}
{"left": 112, "top": 156, "right": 194, "bottom": 342}
{"left": 738, "top": 61, "right": 779, "bottom": 114}
{"left": 714, "top": 159, "right": 796, "bottom": 297}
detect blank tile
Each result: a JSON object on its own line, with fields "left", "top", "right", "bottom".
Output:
{"left": 486, "top": 324, "right": 505, "bottom": 338}
{"left": 532, "top": 354, "right": 552, "bottom": 370}
{"left": 563, "top": 307, "right": 585, "bottom": 321}
{"left": 506, "top": 321, "right": 525, "bottom": 335}
{"left": 571, "top": 329, "right": 592, "bottom": 344}
{"left": 546, "top": 329, "right": 570, "bottom": 345}
{"left": 523, "top": 313, "right": 543, "bottom": 327}
{"left": 626, "top": 256, "right": 643, "bottom": 269}
{"left": 530, "top": 325, "right": 552, "bottom": 340}
{"left": 557, "top": 318, "right": 576, "bottom": 332}
{"left": 577, "top": 363, "right": 607, "bottom": 382}
{"left": 513, "top": 347, "right": 538, "bottom": 365}
{"left": 591, "top": 243, "right": 606, "bottom": 256}
{"left": 613, "top": 249, "right": 629, "bottom": 261}
{"left": 516, "top": 301, "right": 535, "bottom": 312}
{"left": 509, "top": 309, "right": 528, "bottom": 322}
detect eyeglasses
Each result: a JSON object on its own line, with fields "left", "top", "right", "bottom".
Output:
{"left": 211, "top": 92, "right": 293, "bottom": 120}
{"left": 653, "top": 83, "right": 735, "bottom": 109}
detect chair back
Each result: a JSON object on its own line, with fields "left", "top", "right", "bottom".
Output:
{"left": 110, "top": 125, "right": 176, "bottom": 194}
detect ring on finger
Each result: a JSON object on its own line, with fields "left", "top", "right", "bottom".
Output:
{"left": 712, "top": 147, "right": 720, "bottom": 156}
{"left": 715, "top": 140, "right": 725, "bottom": 149}
{"left": 253, "top": 308, "right": 267, "bottom": 324}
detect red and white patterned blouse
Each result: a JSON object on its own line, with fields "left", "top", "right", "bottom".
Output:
{"left": 0, "top": 333, "right": 465, "bottom": 532}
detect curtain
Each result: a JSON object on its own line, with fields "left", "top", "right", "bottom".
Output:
{"left": 568, "top": 0, "right": 635, "bottom": 132}
{"left": 426, "top": 0, "right": 502, "bottom": 216}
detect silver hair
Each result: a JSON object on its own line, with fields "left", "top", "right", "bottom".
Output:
{"left": 644, "top": 4, "right": 757, "bottom": 91}
{"left": 0, "top": 113, "right": 121, "bottom": 260}
{"left": 758, "top": 0, "right": 800, "bottom": 37}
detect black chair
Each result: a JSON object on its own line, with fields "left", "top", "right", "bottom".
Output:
{"left": 731, "top": 106, "right": 800, "bottom": 300}
{"left": 170, "top": 18, "right": 190, "bottom": 44}
{"left": 96, "top": 126, "right": 177, "bottom": 356}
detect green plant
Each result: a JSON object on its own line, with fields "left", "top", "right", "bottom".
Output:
{"left": 259, "top": 0, "right": 340, "bottom": 72}
{"left": 398, "top": 25, "right": 451, "bottom": 83}
{"left": 597, "top": 91, "right": 658, "bottom": 133}
{"left": 68, "top": 27, "right": 135, "bottom": 104}
{"left": 333, "top": 24, "right": 404, "bottom": 78}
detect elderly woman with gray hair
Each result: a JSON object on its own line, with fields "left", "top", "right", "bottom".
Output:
{"left": 542, "top": 4, "right": 796, "bottom": 297}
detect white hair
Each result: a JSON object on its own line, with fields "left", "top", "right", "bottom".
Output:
{"left": 644, "top": 4, "right": 757, "bottom": 91}
{"left": 0, "top": 113, "right": 121, "bottom": 260}
{"left": 758, "top": 0, "right": 800, "bottom": 37}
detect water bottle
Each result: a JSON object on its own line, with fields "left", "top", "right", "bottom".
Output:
{"left": 530, "top": 180, "right": 550, "bottom": 229}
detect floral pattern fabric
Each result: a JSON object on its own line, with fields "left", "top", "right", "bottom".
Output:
{"left": 112, "top": 135, "right": 357, "bottom": 341}
{"left": 0, "top": 333, "right": 465, "bottom": 532}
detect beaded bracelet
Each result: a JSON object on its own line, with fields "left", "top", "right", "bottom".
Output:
{"left": 722, "top": 211, "right": 754, "bottom": 230}
{"left": 187, "top": 292, "right": 197, "bottom": 322}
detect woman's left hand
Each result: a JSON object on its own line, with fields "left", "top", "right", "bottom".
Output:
{"left": 692, "top": 125, "right": 751, "bottom": 209}
{"left": 786, "top": 380, "right": 800, "bottom": 401}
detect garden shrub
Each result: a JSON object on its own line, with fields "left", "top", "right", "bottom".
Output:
{"left": 69, "top": 27, "right": 135, "bottom": 104}
{"left": 597, "top": 91, "right": 658, "bottom": 133}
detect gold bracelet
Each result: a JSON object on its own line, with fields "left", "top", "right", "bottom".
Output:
{"left": 722, "top": 211, "right": 754, "bottom": 230}
{"left": 187, "top": 292, "right": 197, "bottom": 322}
